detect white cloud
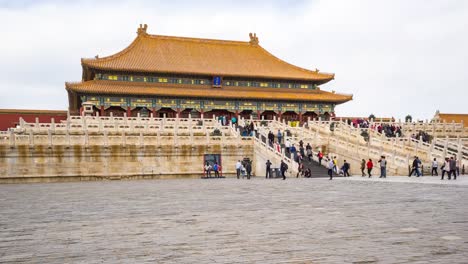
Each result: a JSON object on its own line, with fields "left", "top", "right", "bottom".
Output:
{"left": 0, "top": 0, "right": 467, "bottom": 119}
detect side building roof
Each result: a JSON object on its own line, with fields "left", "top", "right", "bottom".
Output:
{"left": 81, "top": 24, "right": 335, "bottom": 83}
{"left": 66, "top": 80, "right": 352, "bottom": 104}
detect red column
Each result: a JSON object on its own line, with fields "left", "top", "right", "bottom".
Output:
{"left": 126, "top": 107, "right": 131, "bottom": 117}
{"left": 79, "top": 106, "right": 83, "bottom": 116}
{"left": 278, "top": 111, "right": 282, "bottom": 121}
{"left": 200, "top": 109, "right": 204, "bottom": 119}
{"left": 100, "top": 106, "right": 105, "bottom": 116}
{"left": 152, "top": 107, "right": 156, "bottom": 117}
{"left": 299, "top": 112, "right": 303, "bottom": 124}
{"left": 176, "top": 108, "right": 181, "bottom": 118}
{"left": 257, "top": 110, "right": 261, "bottom": 119}
{"left": 235, "top": 110, "right": 239, "bottom": 118}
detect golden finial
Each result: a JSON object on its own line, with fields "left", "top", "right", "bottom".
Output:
{"left": 137, "top": 24, "right": 148, "bottom": 35}
{"left": 249, "top": 32, "right": 259, "bottom": 45}
{"left": 95, "top": 55, "right": 99, "bottom": 59}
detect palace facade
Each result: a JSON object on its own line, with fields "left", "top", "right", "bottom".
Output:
{"left": 66, "top": 24, "right": 352, "bottom": 121}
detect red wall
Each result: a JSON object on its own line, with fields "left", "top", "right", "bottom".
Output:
{"left": 0, "top": 110, "right": 68, "bottom": 131}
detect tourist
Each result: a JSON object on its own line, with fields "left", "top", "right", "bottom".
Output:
{"left": 277, "top": 129, "right": 283, "bottom": 144}
{"left": 299, "top": 145, "right": 305, "bottom": 160}
{"left": 285, "top": 139, "right": 291, "bottom": 155}
{"left": 204, "top": 162, "right": 212, "bottom": 178}
{"left": 290, "top": 144, "right": 297, "bottom": 161}
{"left": 441, "top": 157, "right": 450, "bottom": 180}
{"left": 280, "top": 160, "right": 288, "bottom": 180}
{"left": 328, "top": 159, "right": 334, "bottom": 180}
{"left": 367, "top": 158, "right": 373, "bottom": 177}
{"left": 317, "top": 151, "right": 323, "bottom": 165}
{"left": 409, "top": 156, "right": 421, "bottom": 177}
{"left": 213, "top": 162, "right": 220, "bottom": 178}
{"left": 333, "top": 156, "right": 338, "bottom": 173}
{"left": 449, "top": 157, "right": 457, "bottom": 180}
{"left": 231, "top": 116, "right": 237, "bottom": 126}
{"left": 378, "top": 156, "right": 387, "bottom": 178}
{"left": 304, "top": 168, "right": 312, "bottom": 178}
{"left": 235, "top": 160, "right": 242, "bottom": 179}
{"left": 268, "top": 131, "right": 274, "bottom": 146}
{"left": 431, "top": 158, "right": 438, "bottom": 176}
{"left": 342, "top": 160, "right": 350, "bottom": 177}
{"left": 455, "top": 157, "right": 460, "bottom": 176}
{"left": 245, "top": 161, "right": 252, "bottom": 180}
{"left": 296, "top": 162, "right": 304, "bottom": 178}
{"left": 299, "top": 139, "right": 304, "bottom": 148}
{"left": 306, "top": 146, "right": 312, "bottom": 162}
{"left": 265, "top": 159, "right": 272, "bottom": 178}
{"left": 360, "top": 159, "right": 366, "bottom": 177}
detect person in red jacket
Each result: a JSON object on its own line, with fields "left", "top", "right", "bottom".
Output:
{"left": 367, "top": 158, "right": 374, "bottom": 178}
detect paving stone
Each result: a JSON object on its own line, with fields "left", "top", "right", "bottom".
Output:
{"left": 0, "top": 177, "right": 467, "bottom": 263}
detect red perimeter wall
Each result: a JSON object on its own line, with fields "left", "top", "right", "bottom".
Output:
{"left": 0, "top": 109, "right": 68, "bottom": 131}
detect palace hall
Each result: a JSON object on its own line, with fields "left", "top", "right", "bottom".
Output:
{"left": 66, "top": 24, "right": 352, "bottom": 121}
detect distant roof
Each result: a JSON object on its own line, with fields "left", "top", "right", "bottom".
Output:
{"left": 66, "top": 80, "right": 352, "bottom": 104}
{"left": 436, "top": 113, "right": 468, "bottom": 127}
{"left": 81, "top": 24, "right": 335, "bottom": 82}
{"left": 0, "top": 109, "right": 67, "bottom": 115}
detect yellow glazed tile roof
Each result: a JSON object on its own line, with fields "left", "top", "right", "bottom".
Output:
{"left": 66, "top": 80, "right": 352, "bottom": 104}
{"left": 81, "top": 25, "right": 334, "bottom": 82}
{"left": 438, "top": 113, "right": 468, "bottom": 127}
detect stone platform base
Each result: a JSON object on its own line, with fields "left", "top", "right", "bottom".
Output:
{"left": 0, "top": 173, "right": 238, "bottom": 184}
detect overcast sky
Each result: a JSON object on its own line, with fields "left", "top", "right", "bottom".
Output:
{"left": 0, "top": 0, "right": 467, "bottom": 120}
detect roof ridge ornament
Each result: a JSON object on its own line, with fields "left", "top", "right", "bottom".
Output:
{"left": 137, "top": 24, "right": 148, "bottom": 36}
{"left": 249, "top": 32, "right": 259, "bottom": 45}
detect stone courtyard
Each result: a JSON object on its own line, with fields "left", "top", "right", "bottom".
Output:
{"left": 1, "top": 176, "right": 467, "bottom": 263}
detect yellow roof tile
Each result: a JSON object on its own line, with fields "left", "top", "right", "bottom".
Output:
{"left": 81, "top": 25, "right": 334, "bottom": 82}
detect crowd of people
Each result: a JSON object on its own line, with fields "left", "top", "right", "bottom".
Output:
{"left": 410, "top": 131, "right": 431, "bottom": 143}
{"left": 348, "top": 119, "right": 403, "bottom": 138}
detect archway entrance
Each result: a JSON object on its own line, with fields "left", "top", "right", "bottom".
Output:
{"left": 131, "top": 107, "right": 150, "bottom": 117}
{"left": 157, "top": 108, "right": 177, "bottom": 118}
{"left": 180, "top": 108, "right": 201, "bottom": 118}
{"left": 260, "top": 110, "right": 277, "bottom": 120}
{"left": 105, "top": 106, "right": 126, "bottom": 117}
{"left": 282, "top": 111, "right": 298, "bottom": 122}
{"left": 303, "top": 111, "right": 318, "bottom": 121}
{"left": 239, "top": 110, "right": 253, "bottom": 120}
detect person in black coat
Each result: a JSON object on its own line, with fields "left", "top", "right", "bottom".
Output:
{"left": 280, "top": 160, "right": 288, "bottom": 180}
{"left": 265, "top": 160, "right": 272, "bottom": 178}
{"left": 245, "top": 161, "right": 252, "bottom": 179}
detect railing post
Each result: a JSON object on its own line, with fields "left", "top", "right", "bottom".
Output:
{"left": 48, "top": 129, "right": 53, "bottom": 147}
{"left": 9, "top": 129, "right": 15, "bottom": 147}
{"left": 29, "top": 130, "right": 34, "bottom": 147}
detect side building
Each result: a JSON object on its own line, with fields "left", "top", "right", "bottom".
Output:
{"left": 66, "top": 24, "right": 352, "bottom": 121}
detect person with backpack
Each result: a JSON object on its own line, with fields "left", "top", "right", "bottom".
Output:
{"left": 280, "top": 160, "right": 288, "bottom": 180}
{"left": 378, "top": 156, "right": 387, "bottom": 178}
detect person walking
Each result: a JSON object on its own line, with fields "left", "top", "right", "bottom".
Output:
{"left": 328, "top": 159, "right": 334, "bottom": 180}
{"left": 296, "top": 162, "right": 304, "bottom": 178}
{"left": 441, "top": 157, "right": 450, "bottom": 180}
{"left": 245, "top": 161, "right": 252, "bottom": 180}
{"left": 318, "top": 151, "right": 323, "bottom": 165}
{"left": 409, "top": 157, "right": 420, "bottom": 177}
{"left": 342, "top": 160, "right": 350, "bottom": 177}
{"left": 213, "top": 162, "right": 220, "bottom": 178}
{"left": 285, "top": 139, "right": 291, "bottom": 156}
{"left": 367, "top": 158, "right": 373, "bottom": 177}
{"left": 306, "top": 143, "right": 312, "bottom": 161}
{"left": 280, "top": 160, "right": 288, "bottom": 180}
{"left": 236, "top": 160, "right": 242, "bottom": 179}
{"left": 265, "top": 159, "right": 272, "bottom": 178}
{"left": 204, "top": 162, "right": 212, "bottom": 178}
{"left": 277, "top": 130, "right": 282, "bottom": 145}
{"left": 360, "top": 159, "right": 366, "bottom": 177}
{"left": 378, "top": 156, "right": 387, "bottom": 178}
{"left": 431, "top": 158, "right": 438, "bottom": 176}
{"left": 449, "top": 157, "right": 457, "bottom": 180}
{"left": 333, "top": 156, "right": 338, "bottom": 173}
